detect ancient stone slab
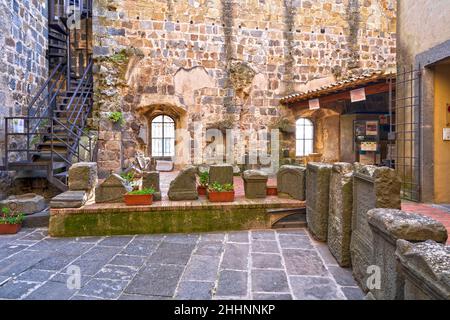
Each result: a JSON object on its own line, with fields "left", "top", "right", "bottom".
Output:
{"left": 209, "top": 164, "right": 234, "bottom": 186}
{"left": 68, "top": 162, "right": 98, "bottom": 191}
{"left": 0, "top": 193, "right": 46, "bottom": 215}
{"left": 142, "top": 171, "right": 161, "bottom": 201}
{"left": 350, "top": 165, "right": 401, "bottom": 291}
{"left": 95, "top": 173, "right": 132, "bottom": 203}
{"left": 221, "top": 243, "right": 249, "bottom": 270}
{"left": 396, "top": 240, "right": 450, "bottom": 300}
{"left": 327, "top": 162, "right": 353, "bottom": 267}
{"left": 368, "top": 209, "right": 448, "bottom": 300}
{"left": 243, "top": 170, "right": 268, "bottom": 199}
{"left": 156, "top": 160, "right": 174, "bottom": 172}
{"left": 252, "top": 253, "right": 283, "bottom": 269}
{"left": 167, "top": 166, "right": 198, "bottom": 201}
{"left": 182, "top": 255, "right": 221, "bottom": 282}
{"left": 78, "top": 278, "right": 129, "bottom": 299}
{"left": 50, "top": 191, "right": 88, "bottom": 208}
{"left": 306, "top": 162, "right": 332, "bottom": 241}
{"left": 277, "top": 165, "right": 306, "bottom": 201}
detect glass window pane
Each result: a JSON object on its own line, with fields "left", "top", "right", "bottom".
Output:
{"left": 305, "top": 140, "right": 313, "bottom": 155}
{"left": 305, "top": 126, "right": 313, "bottom": 139}
{"left": 296, "top": 140, "right": 304, "bottom": 156}
{"left": 164, "top": 123, "right": 175, "bottom": 138}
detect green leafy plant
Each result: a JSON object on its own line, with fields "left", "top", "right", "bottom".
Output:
{"left": 208, "top": 182, "right": 234, "bottom": 193}
{"left": 0, "top": 207, "right": 25, "bottom": 225}
{"left": 120, "top": 172, "right": 135, "bottom": 183}
{"left": 108, "top": 111, "right": 125, "bottom": 126}
{"left": 128, "top": 188, "right": 155, "bottom": 195}
{"left": 198, "top": 171, "right": 209, "bottom": 187}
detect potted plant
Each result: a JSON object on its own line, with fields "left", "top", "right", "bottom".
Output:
{"left": 0, "top": 207, "right": 25, "bottom": 234}
{"left": 197, "top": 171, "right": 209, "bottom": 196}
{"left": 124, "top": 187, "right": 155, "bottom": 206}
{"left": 208, "top": 182, "right": 235, "bottom": 202}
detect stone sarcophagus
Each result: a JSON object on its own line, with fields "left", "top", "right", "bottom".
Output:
{"left": 168, "top": 166, "right": 198, "bottom": 201}
{"left": 277, "top": 165, "right": 306, "bottom": 201}
{"left": 350, "top": 165, "right": 401, "bottom": 291}
{"left": 243, "top": 170, "right": 268, "bottom": 199}
{"left": 95, "top": 173, "right": 132, "bottom": 203}
{"left": 142, "top": 171, "right": 162, "bottom": 201}
{"left": 368, "top": 209, "right": 448, "bottom": 300}
{"left": 209, "top": 164, "right": 234, "bottom": 186}
{"left": 396, "top": 240, "right": 450, "bottom": 300}
{"left": 327, "top": 162, "right": 353, "bottom": 267}
{"left": 306, "top": 162, "right": 332, "bottom": 241}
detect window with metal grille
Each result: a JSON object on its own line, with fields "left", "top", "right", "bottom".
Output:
{"left": 296, "top": 118, "right": 314, "bottom": 157}
{"left": 151, "top": 115, "right": 175, "bottom": 157}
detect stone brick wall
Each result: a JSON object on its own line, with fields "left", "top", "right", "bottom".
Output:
{"left": 93, "top": 0, "right": 396, "bottom": 175}
{"left": 0, "top": 0, "right": 49, "bottom": 195}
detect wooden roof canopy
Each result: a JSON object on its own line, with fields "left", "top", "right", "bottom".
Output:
{"left": 280, "top": 71, "right": 396, "bottom": 107}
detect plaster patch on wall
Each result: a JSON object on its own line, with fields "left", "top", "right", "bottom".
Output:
{"left": 174, "top": 66, "right": 215, "bottom": 106}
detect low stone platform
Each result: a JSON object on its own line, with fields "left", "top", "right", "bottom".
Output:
{"left": 49, "top": 197, "right": 305, "bottom": 237}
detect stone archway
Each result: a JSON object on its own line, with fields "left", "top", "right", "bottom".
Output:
{"left": 136, "top": 94, "right": 190, "bottom": 169}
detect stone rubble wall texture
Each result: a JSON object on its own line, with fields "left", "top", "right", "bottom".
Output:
{"left": 0, "top": 0, "right": 48, "bottom": 186}
{"left": 92, "top": 0, "right": 397, "bottom": 175}
{"left": 396, "top": 240, "right": 450, "bottom": 300}
{"left": 327, "top": 162, "right": 353, "bottom": 267}
{"left": 306, "top": 162, "right": 332, "bottom": 241}
{"left": 350, "top": 165, "right": 401, "bottom": 292}
{"left": 367, "top": 209, "right": 448, "bottom": 300}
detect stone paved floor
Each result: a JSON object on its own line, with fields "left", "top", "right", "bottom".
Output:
{"left": 0, "top": 228, "right": 363, "bottom": 300}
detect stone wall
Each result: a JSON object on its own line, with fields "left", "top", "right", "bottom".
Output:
{"left": 0, "top": 0, "right": 49, "bottom": 195}
{"left": 92, "top": 0, "right": 397, "bottom": 175}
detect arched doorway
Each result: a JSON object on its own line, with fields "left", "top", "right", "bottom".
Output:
{"left": 151, "top": 115, "right": 175, "bottom": 159}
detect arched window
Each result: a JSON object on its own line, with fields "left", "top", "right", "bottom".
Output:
{"left": 296, "top": 118, "right": 314, "bottom": 157}
{"left": 151, "top": 115, "right": 175, "bottom": 157}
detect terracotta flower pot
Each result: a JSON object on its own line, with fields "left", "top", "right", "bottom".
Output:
{"left": 124, "top": 194, "right": 153, "bottom": 206}
{"left": 0, "top": 223, "right": 22, "bottom": 234}
{"left": 197, "top": 186, "right": 207, "bottom": 196}
{"left": 208, "top": 191, "right": 235, "bottom": 202}
{"left": 266, "top": 186, "right": 278, "bottom": 196}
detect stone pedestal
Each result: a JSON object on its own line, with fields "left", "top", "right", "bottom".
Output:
{"left": 68, "top": 162, "right": 98, "bottom": 192}
{"left": 50, "top": 191, "right": 88, "bottom": 208}
{"left": 306, "top": 162, "right": 332, "bottom": 241}
{"left": 168, "top": 166, "right": 198, "bottom": 201}
{"left": 396, "top": 240, "right": 450, "bottom": 300}
{"left": 0, "top": 193, "right": 47, "bottom": 215}
{"left": 277, "top": 165, "right": 306, "bottom": 201}
{"left": 368, "top": 209, "right": 448, "bottom": 300}
{"left": 142, "top": 171, "right": 162, "bottom": 201}
{"left": 350, "top": 165, "right": 401, "bottom": 291}
{"left": 327, "top": 163, "right": 353, "bottom": 267}
{"left": 209, "top": 164, "right": 234, "bottom": 186}
{"left": 243, "top": 170, "right": 268, "bottom": 199}
{"left": 95, "top": 173, "right": 132, "bottom": 203}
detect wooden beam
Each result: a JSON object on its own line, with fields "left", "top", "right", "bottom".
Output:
{"left": 288, "top": 82, "right": 393, "bottom": 109}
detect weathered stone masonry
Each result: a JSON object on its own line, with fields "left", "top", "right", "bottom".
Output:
{"left": 92, "top": 0, "right": 396, "bottom": 176}
{"left": 0, "top": 0, "right": 49, "bottom": 196}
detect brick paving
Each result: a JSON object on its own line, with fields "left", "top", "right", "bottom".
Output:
{"left": 0, "top": 228, "right": 363, "bottom": 300}
{"left": 402, "top": 202, "right": 450, "bottom": 244}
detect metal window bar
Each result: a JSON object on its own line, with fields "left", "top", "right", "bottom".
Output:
{"left": 390, "top": 66, "right": 422, "bottom": 201}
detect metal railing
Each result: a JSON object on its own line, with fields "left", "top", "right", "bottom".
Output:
{"left": 4, "top": 59, "right": 95, "bottom": 187}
